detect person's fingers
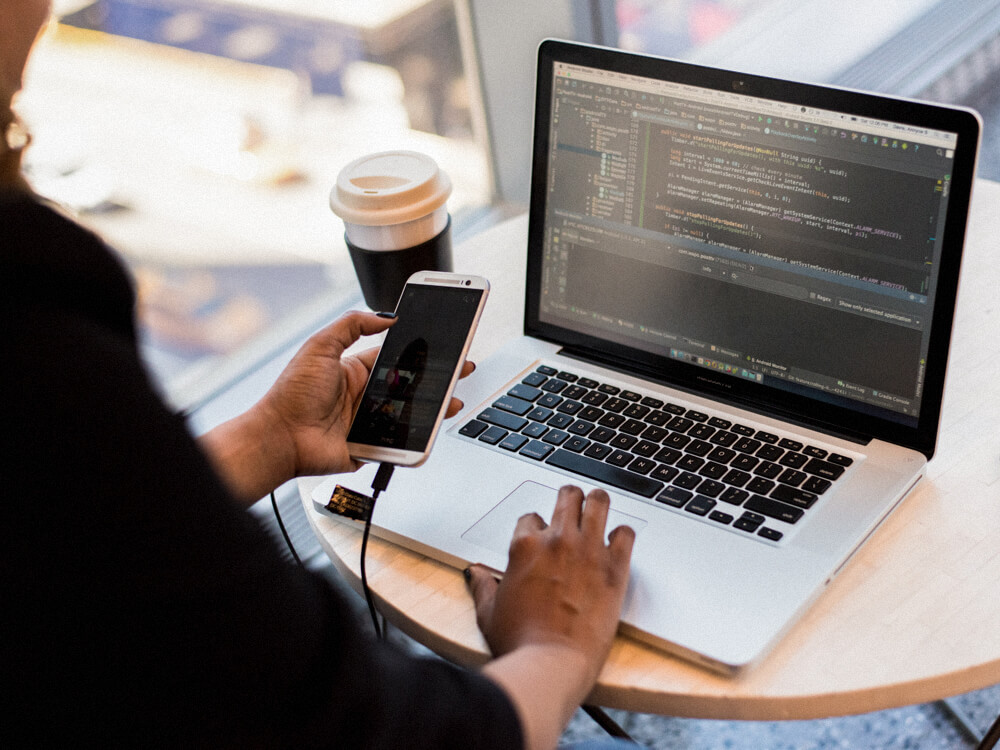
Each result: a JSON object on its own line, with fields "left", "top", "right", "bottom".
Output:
{"left": 465, "top": 564, "right": 499, "bottom": 630}
{"left": 579, "top": 488, "right": 611, "bottom": 541}
{"left": 444, "top": 397, "right": 465, "bottom": 418}
{"left": 321, "top": 310, "right": 396, "bottom": 359}
{"left": 459, "top": 360, "right": 476, "bottom": 379}
{"left": 353, "top": 345, "right": 382, "bottom": 371}
{"left": 549, "top": 485, "right": 585, "bottom": 534}
{"left": 607, "top": 525, "right": 637, "bottom": 577}
{"left": 511, "top": 511, "right": 547, "bottom": 542}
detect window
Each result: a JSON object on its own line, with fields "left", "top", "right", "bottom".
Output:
{"left": 18, "top": 0, "right": 490, "bottom": 411}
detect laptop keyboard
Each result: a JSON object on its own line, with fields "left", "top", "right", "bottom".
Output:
{"left": 458, "top": 364, "right": 854, "bottom": 543}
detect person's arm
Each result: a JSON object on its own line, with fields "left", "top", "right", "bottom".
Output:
{"left": 467, "top": 486, "right": 636, "bottom": 750}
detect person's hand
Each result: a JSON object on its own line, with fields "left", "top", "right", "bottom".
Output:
{"left": 200, "top": 310, "right": 474, "bottom": 504}
{"left": 259, "top": 309, "right": 474, "bottom": 478}
{"left": 467, "top": 485, "right": 635, "bottom": 686}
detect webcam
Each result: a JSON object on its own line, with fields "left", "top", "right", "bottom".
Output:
{"left": 732, "top": 79, "right": 746, "bottom": 91}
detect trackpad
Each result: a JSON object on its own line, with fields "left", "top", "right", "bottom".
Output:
{"left": 461, "top": 480, "right": 647, "bottom": 557}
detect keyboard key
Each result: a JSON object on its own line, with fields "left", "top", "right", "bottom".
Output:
{"left": 803, "top": 445, "right": 828, "bottom": 459}
{"left": 632, "top": 440, "right": 660, "bottom": 458}
{"left": 582, "top": 390, "right": 609, "bottom": 406}
{"left": 460, "top": 420, "right": 488, "bottom": 438}
{"left": 623, "top": 403, "right": 650, "bottom": 419}
{"left": 779, "top": 438, "right": 804, "bottom": 451}
{"left": 758, "top": 527, "right": 784, "bottom": 542}
{"left": 708, "top": 417, "right": 732, "bottom": 429}
{"left": 663, "top": 432, "right": 691, "bottom": 449}
{"left": 674, "top": 472, "right": 702, "bottom": 490}
{"left": 606, "top": 450, "right": 634, "bottom": 467}
{"left": 651, "top": 464, "right": 680, "bottom": 483}
{"left": 499, "top": 434, "right": 529, "bottom": 452}
{"left": 527, "top": 406, "right": 553, "bottom": 422}
{"left": 754, "top": 461, "right": 783, "bottom": 479}
{"left": 685, "top": 495, "right": 716, "bottom": 516}
{"left": 603, "top": 397, "right": 629, "bottom": 413}
{"left": 745, "top": 495, "right": 804, "bottom": 524}
{"left": 731, "top": 424, "right": 756, "bottom": 436}
{"left": 578, "top": 406, "right": 604, "bottom": 422}
{"left": 542, "top": 430, "right": 570, "bottom": 446}
{"left": 770, "top": 484, "right": 819, "bottom": 509}
{"left": 597, "top": 383, "right": 620, "bottom": 395}
{"left": 537, "top": 393, "right": 563, "bottom": 408}
{"left": 828, "top": 453, "right": 854, "bottom": 467}
{"left": 548, "top": 413, "right": 574, "bottom": 430}
{"left": 508, "top": 384, "right": 543, "bottom": 402}
{"left": 802, "top": 476, "right": 832, "bottom": 495}
{"left": 479, "top": 426, "right": 508, "bottom": 445}
{"left": 620, "top": 419, "right": 647, "bottom": 436}
{"left": 709, "top": 510, "right": 734, "bottom": 525}
{"left": 653, "top": 446, "right": 682, "bottom": 464}
{"left": 584, "top": 443, "right": 613, "bottom": 460}
{"left": 628, "top": 457, "right": 657, "bottom": 475}
{"left": 523, "top": 422, "right": 548, "bottom": 439}
{"left": 542, "top": 379, "right": 568, "bottom": 394}
{"left": 564, "top": 436, "right": 590, "bottom": 453}
{"left": 645, "top": 411, "right": 671, "bottom": 426}
{"left": 755, "top": 430, "right": 779, "bottom": 444}
{"left": 803, "top": 457, "right": 847, "bottom": 480}
{"left": 731, "top": 454, "right": 759, "bottom": 471}
{"left": 578, "top": 377, "right": 600, "bottom": 389}
{"left": 522, "top": 371, "right": 548, "bottom": 387}
{"left": 720, "top": 487, "right": 749, "bottom": 505}
{"left": 494, "top": 395, "right": 534, "bottom": 416}
{"left": 520, "top": 440, "right": 554, "bottom": 460}
{"left": 568, "top": 420, "right": 595, "bottom": 436}
{"left": 698, "top": 462, "right": 728, "bottom": 480}
{"left": 677, "top": 455, "right": 704, "bottom": 472}
{"left": 734, "top": 511, "right": 765, "bottom": 532}
{"left": 778, "top": 452, "right": 809, "bottom": 469}
{"left": 777, "top": 468, "right": 807, "bottom": 487}
{"left": 557, "top": 371, "right": 578, "bottom": 382}
{"left": 598, "top": 413, "right": 627, "bottom": 430}
{"left": 756, "top": 444, "right": 784, "bottom": 461}
{"left": 479, "top": 407, "right": 528, "bottom": 432}
{"left": 689, "top": 423, "right": 715, "bottom": 440}
{"left": 536, "top": 365, "right": 557, "bottom": 375}
{"left": 667, "top": 416, "right": 694, "bottom": 432}
{"left": 640, "top": 425, "right": 668, "bottom": 442}
{"left": 620, "top": 390, "right": 642, "bottom": 402}
{"left": 686, "top": 440, "right": 712, "bottom": 457}
{"left": 546, "top": 449, "right": 664, "bottom": 498}
{"left": 590, "top": 426, "right": 616, "bottom": 443}
{"left": 734, "top": 437, "right": 762, "bottom": 454}
{"left": 641, "top": 396, "right": 664, "bottom": 409}
{"left": 686, "top": 410, "right": 709, "bottom": 422}
{"left": 656, "top": 486, "right": 691, "bottom": 507}
{"left": 562, "top": 385, "right": 587, "bottom": 401}
{"left": 746, "top": 477, "right": 775, "bottom": 495}
{"left": 706, "top": 447, "right": 737, "bottom": 464}
{"left": 609, "top": 434, "right": 639, "bottom": 451}
{"left": 556, "top": 400, "right": 584, "bottom": 415}
{"left": 721, "top": 469, "right": 752, "bottom": 487}
{"left": 663, "top": 403, "right": 686, "bottom": 415}
{"left": 697, "top": 479, "right": 725, "bottom": 497}
{"left": 709, "top": 430, "right": 739, "bottom": 447}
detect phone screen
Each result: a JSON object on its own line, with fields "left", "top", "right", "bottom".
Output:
{"left": 348, "top": 283, "right": 486, "bottom": 453}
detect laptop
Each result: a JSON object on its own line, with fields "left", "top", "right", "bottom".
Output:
{"left": 314, "top": 39, "right": 981, "bottom": 674}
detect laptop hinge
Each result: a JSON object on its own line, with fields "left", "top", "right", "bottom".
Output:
{"left": 557, "top": 346, "right": 874, "bottom": 447}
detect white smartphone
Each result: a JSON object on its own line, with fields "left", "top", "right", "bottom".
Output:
{"left": 346, "top": 271, "right": 490, "bottom": 467}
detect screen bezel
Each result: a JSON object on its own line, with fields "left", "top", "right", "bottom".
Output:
{"left": 347, "top": 272, "right": 489, "bottom": 467}
{"left": 525, "top": 39, "right": 981, "bottom": 459}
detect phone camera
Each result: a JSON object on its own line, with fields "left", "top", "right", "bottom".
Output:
{"left": 464, "top": 279, "right": 471, "bottom": 286}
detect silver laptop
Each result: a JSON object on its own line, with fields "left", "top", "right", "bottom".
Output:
{"left": 315, "top": 39, "right": 980, "bottom": 674}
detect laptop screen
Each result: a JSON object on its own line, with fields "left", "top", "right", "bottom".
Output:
{"left": 526, "top": 41, "right": 980, "bottom": 457}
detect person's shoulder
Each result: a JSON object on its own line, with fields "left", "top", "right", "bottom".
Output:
{"left": 1, "top": 188, "right": 133, "bottom": 302}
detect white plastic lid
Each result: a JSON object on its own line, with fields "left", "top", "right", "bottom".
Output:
{"left": 329, "top": 150, "right": 452, "bottom": 227}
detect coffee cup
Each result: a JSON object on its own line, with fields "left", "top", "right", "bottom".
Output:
{"left": 330, "top": 150, "right": 453, "bottom": 311}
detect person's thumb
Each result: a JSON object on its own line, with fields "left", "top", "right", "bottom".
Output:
{"left": 464, "top": 564, "right": 499, "bottom": 634}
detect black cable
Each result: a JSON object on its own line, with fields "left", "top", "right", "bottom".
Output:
{"left": 361, "top": 463, "right": 395, "bottom": 640}
{"left": 270, "top": 490, "right": 303, "bottom": 567}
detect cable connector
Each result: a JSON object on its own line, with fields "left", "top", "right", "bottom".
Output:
{"left": 371, "top": 462, "right": 395, "bottom": 500}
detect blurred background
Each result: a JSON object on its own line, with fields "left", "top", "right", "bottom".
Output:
{"left": 18, "top": 0, "right": 1000, "bottom": 411}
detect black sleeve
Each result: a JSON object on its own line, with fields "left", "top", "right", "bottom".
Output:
{"left": 0, "top": 198, "right": 523, "bottom": 749}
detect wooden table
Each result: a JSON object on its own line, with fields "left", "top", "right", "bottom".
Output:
{"left": 301, "top": 178, "right": 1000, "bottom": 721}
